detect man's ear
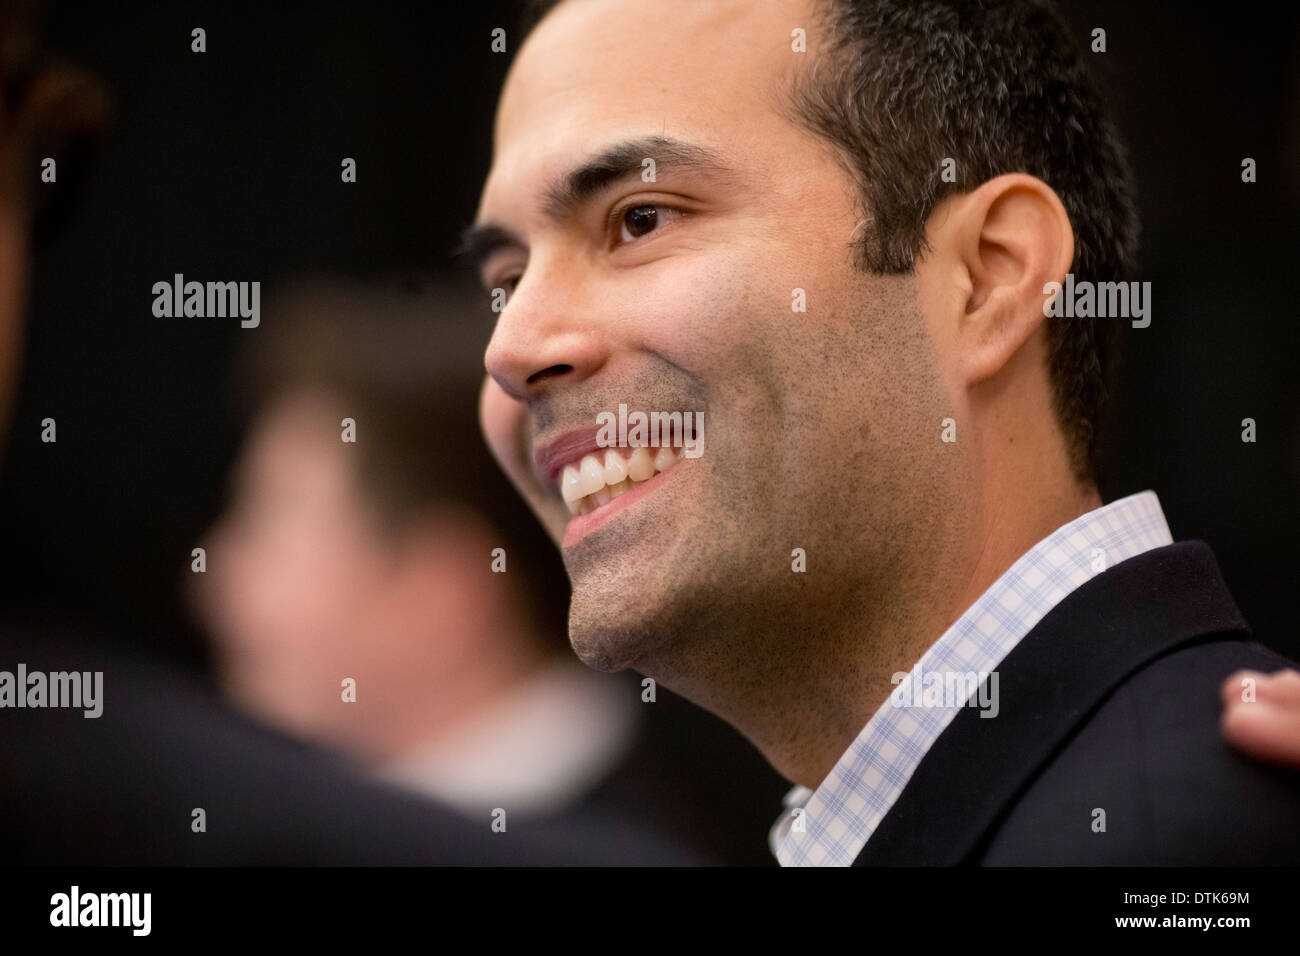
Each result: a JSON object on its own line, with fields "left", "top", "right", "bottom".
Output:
{"left": 939, "top": 173, "right": 1074, "bottom": 385}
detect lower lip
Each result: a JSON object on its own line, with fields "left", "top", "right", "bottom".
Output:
{"left": 561, "top": 462, "right": 682, "bottom": 547}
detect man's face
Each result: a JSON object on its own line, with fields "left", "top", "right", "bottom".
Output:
{"left": 475, "top": 0, "right": 953, "bottom": 676}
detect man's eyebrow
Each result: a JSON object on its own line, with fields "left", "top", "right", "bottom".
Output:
{"left": 542, "top": 134, "right": 733, "bottom": 221}
{"left": 456, "top": 135, "right": 734, "bottom": 280}
{"left": 453, "top": 223, "right": 524, "bottom": 281}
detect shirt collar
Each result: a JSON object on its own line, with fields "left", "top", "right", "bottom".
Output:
{"left": 770, "top": 490, "right": 1173, "bottom": 866}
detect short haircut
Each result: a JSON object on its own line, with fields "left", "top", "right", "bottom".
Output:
{"left": 519, "top": 0, "right": 1138, "bottom": 480}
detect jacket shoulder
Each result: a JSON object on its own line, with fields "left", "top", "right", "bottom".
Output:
{"left": 978, "top": 638, "right": 1300, "bottom": 864}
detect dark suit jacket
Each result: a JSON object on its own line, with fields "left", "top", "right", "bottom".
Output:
{"left": 0, "top": 628, "right": 703, "bottom": 865}
{"left": 853, "top": 541, "right": 1300, "bottom": 865}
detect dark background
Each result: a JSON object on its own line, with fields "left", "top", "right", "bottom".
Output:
{"left": 0, "top": 0, "right": 1296, "bottom": 859}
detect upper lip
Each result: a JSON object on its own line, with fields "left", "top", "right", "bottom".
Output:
{"left": 534, "top": 427, "right": 607, "bottom": 483}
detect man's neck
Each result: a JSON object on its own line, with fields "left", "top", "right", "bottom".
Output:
{"left": 644, "top": 478, "right": 1103, "bottom": 790}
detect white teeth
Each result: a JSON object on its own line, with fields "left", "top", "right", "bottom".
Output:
{"left": 626, "top": 446, "right": 655, "bottom": 481}
{"left": 561, "top": 464, "right": 584, "bottom": 503}
{"left": 578, "top": 454, "right": 605, "bottom": 496}
{"left": 603, "top": 449, "right": 628, "bottom": 485}
{"left": 558, "top": 446, "right": 683, "bottom": 516}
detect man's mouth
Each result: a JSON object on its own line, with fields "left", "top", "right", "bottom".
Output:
{"left": 557, "top": 446, "right": 684, "bottom": 515}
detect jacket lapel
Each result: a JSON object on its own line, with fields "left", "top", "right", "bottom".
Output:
{"left": 852, "top": 541, "right": 1250, "bottom": 866}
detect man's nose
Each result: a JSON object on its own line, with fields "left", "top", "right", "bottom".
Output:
{"left": 483, "top": 267, "right": 608, "bottom": 402}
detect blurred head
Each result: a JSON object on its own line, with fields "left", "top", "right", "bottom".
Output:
{"left": 196, "top": 284, "right": 565, "bottom": 755}
{"left": 470, "top": 0, "right": 1135, "bottom": 690}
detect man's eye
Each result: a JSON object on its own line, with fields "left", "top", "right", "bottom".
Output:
{"left": 621, "top": 204, "right": 658, "bottom": 240}
{"left": 488, "top": 274, "right": 521, "bottom": 304}
{"left": 619, "top": 204, "right": 679, "bottom": 244}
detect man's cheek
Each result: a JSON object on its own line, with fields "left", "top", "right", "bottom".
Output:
{"left": 629, "top": 248, "right": 775, "bottom": 345}
{"left": 479, "top": 376, "right": 567, "bottom": 540}
{"left": 479, "top": 376, "right": 526, "bottom": 475}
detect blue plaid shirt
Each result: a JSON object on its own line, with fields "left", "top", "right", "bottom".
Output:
{"left": 769, "top": 490, "right": 1174, "bottom": 866}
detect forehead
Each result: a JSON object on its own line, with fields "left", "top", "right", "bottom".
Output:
{"left": 480, "top": 0, "right": 815, "bottom": 213}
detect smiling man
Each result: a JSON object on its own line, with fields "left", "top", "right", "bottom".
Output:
{"left": 465, "top": 0, "right": 1300, "bottom": 865}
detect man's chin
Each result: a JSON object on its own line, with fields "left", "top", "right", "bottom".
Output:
{"left": 565, "top": 600, "right": 671, "bottom": 675}
{"left": 565, "top": 569, "right": 712, "bottom": 678}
